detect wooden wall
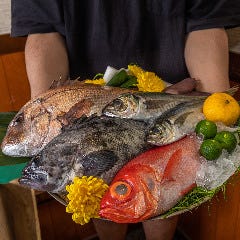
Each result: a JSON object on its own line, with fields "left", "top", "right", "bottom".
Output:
{"left": 0, "top": 51, "right": 30, "bottom": 111}
{"left": 0, "top": 34, "right": 30, "bottom": 111}
{"left": 179, "top": 173, "right": 240, "bottom": 240}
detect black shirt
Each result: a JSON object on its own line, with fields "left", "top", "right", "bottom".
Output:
{"left": 11, "top": 0, "right": 240, "bottom": 83}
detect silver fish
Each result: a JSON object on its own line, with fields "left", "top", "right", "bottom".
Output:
{"left": 147, "top": 101, "right": 204, "bottom": 146}
{"left": 19, "top": 116, "right": 150, "bottom": 193}
{"left": 102, "top": 92, "right": 207, "bottom": 120}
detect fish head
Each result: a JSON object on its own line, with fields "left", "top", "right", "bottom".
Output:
{"left": 147, "top": 101, "right": 204, "bottom": 146}
{"left": 147, "top": 120, "right": 177, "bottom": 146}
{"left": 102, "top": 93, "right": 140, "bottom": 118}
{"left": 1, "top": 97, "right": 58, "bottom": 157}
{"left": 19, "top": 143, "right": 79, "bottom": 192}
{"left": 100, "top": 164, "right": 158, "bottom": 223}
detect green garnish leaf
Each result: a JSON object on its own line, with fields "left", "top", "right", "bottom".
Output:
{"left": 93, "top": 73, "right": 104, "bottom": 80}
{"left": 106, "top": 70, "right": 128, "bottom": 87}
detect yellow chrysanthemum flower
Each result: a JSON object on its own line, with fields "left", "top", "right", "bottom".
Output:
{"left": 66, "top": 176, "right": 109, "bottom": 225}
{"left": 128, "top": 64, "right": 145, "bottom": 78}
{"left": 84, "top": 78, "right": 105, "bottom": 85}
{"left": 137, "top": 72, "right": 166, "bottom": 92}
{"left": 128, "top": 64, "right": 165, "bottom": 92}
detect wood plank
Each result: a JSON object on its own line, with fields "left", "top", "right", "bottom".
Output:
{"left": 0, "top": 56, "right": 13, "bottom": 111}
{"left": 214, "top": 175, "right": 240, "bottom": 239}
{"left": 235, "top": 191, "right": 240, "bottom": 238}
{"left": 75, "top": 221, "right": 98, "bottom": 240}
{"left": 38, "top": 197, "right": 97, "bottom": 240}
{"left": 1, "top": 52, "right": 30, "bottom": 111}
{"left": 179, "top": 173, "right": 240, "bottom": 240}
{"left": 48, "top": 200, "right": 78, "bottom": 240}
{"left": 0, "top": 187, "right": 14, "bottom": 240}
{"left": 0, "top": 35, "right": 26, "bottom": 55}
{"left": 38, "top": 201, "right": 56, "bottom": 240}
{"left": 0, "top": 180, "right": 41, "bottom": 240}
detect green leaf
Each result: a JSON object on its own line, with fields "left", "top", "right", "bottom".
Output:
{"left": 93, "top": 73, "right": 104, "bottom": 80}
{"left": 0, "top": 152, "right": 30, "bottom": 166}
{"left": 120, "top": 75, "right": 138, "bottom": 88}
{"left": 106, "top": 70, "right": 128, "bottom": 87}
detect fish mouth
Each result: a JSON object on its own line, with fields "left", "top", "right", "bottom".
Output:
{"left": 18, "top": 177, "right": 45, "bottom": 190}
{"left": 19, "top": 176, "right": 53, "bottom": 192}
{"left": 19, "top": 167, "right": 51, "bottom": 191}
{"left": 1, "top": 142, "right": 34, "bottom": 157}
{"left": 99, "top": 207, "right": 140, "bottom": 223}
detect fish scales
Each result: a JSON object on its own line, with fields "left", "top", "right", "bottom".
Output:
{"left": 19, "top": 116, "right": 150, "bottom": 193}
{"left": 100, "top": 134, "right": 201, "bottom": 223}
{"left": 103, "top": 92, "right": 207, "bottom": 120}
{"left": 1, "top": 83, "right": 133, "bottom": 157}
{"left": 147, "top": 100, "right": 205, "bottom": 146}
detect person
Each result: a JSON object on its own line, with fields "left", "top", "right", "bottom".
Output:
{"left": 11, "top": 1, "right": 240, "bottom": 239}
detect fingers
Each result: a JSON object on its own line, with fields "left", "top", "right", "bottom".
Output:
{"left": 163, "top": 78, "right": 197, "bottom": 94}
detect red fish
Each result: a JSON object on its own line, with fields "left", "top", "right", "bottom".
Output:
{"left": 99, "top": 134, "right": 201, "bottom": 223}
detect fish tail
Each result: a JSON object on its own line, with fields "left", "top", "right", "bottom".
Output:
{"left": 225, "top": 85, "right": 239, "bottom": 96}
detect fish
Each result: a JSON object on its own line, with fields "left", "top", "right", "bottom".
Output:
{"left": 18, "top": 115, "right": 150, "bottom": 193}
{"left": 99, "top": 134, "right": 201, "bottom": 223}
{"left": 102, "top": 85, "right": 239, "bottom": 121}
{"left": 1, "top": 83, "right": 133, "bottom": 157}
{"left": 147, "top": 101, "right": 205, "bottom": 146}
{"left": 102, "top": 92, "right": 207, "bottom": 121}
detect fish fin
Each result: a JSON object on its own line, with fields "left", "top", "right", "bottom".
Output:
{"left": 174, "top": 111, "right": 193, "bottom": 126}
{"left": 161, "top": 149, "right": 182, "bottom": 183}
{"left": 225, "top": 85, "right": 239, "bottom": 96}
{"left": 82, "top": 150, "right": 119, "bottom": 176}
{"left": 49, "top": 77, "right": 81, "bottom": 89}
{"left": 58, "top": 99, "right": 94, "bottom": 128}
{"left": 151, "top": 101, "right": 200, "bottom": 125}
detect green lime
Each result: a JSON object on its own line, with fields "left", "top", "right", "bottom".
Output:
{"left": 214, "top": 131, "right": 237, "bottom": 153}
{"left": 195, "top": 120, "right": 217, "bottom": 139}
{"left": 200, "top": 139, "right": 222, "bottom": 160}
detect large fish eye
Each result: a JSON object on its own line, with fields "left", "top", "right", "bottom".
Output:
{"left": 150, "top": 125, "right": 161, "bottom": 135}
{"left": 112, "top": 99, "right": 126, "bottom": 112}
{"left": 110, "top": 181, "right": 132, "bottom": 200}
{"left": 11, "top": 113, "right": 24, "bottom": 126}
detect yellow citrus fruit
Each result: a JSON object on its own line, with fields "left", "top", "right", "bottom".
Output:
{"left": 203, "top": 93, "right": 240, "bottom": 126}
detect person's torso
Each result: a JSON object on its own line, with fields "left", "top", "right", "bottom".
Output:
{"left": 62, "top": 0, "right": 189, "bottom": 83}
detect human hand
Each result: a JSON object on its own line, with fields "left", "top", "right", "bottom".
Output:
{"left": 163, "top": 78, "right": 209, "bottom": 96}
